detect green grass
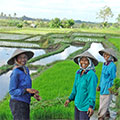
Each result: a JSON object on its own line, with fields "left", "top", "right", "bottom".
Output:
{"left": 0, "top": 65, "right": 12, "bottom": 75}
{"left": 108, "top": 38, "right": 120, "bottom": 52}
{"left": 0, "top": 28, "right": 74, "bottom": 35}
{"left": 0, "top": 60, "right": 102, "bottom": 120}
{"left": 31, "top": 60, "right": 102, "bottom": 119}
{"left": 0, "top": 27, "right": 120, "bottom": 35}
{"left": 0, "top": 95, "right": 12, "bottom": 120}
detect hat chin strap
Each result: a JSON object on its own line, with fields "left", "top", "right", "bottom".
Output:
{"left": 14, "top": 59, "right": 27, "bottom": 74}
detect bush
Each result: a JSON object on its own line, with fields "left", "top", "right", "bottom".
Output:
{"left": 111, "top": 78, "right": 120, "bottom": 94}
{"left": 17, "top": 23, "right": 23, "bottom": 28}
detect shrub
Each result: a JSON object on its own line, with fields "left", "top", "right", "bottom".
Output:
{"left": 17, "top": 23, "right": 23, "bottom": 28}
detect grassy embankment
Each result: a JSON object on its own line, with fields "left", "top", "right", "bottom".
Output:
{"left": 0, "top": 30, "right": 104, "bottom": 74}
{"left": 0, "top": 27, "right": 120, "bottom": 35}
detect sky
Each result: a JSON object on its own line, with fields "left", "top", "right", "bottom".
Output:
{"left": 0, "top": 0, "right": 120, "bottom": 22}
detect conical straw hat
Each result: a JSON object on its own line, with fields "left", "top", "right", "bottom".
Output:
{"left": 74, "top": 51, "right": 98, "bottom": 66}
{"left": 7, "top": 49, "right": 34, "bottom": 65}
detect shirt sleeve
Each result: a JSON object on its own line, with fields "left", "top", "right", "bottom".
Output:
{"left": 99, "top": 65, "right": 104, "bottom": 87}
{"left": 9, "top": 70, "right": 26, "bottom": 96}
{"left": 88, "top": 72, "right": 98, "bottom": 109}
{"left": 108, "top": 64, "right": 116, "bottom": 88}
{"left": 68, "top": 73, "right": 78, "bottom": 101}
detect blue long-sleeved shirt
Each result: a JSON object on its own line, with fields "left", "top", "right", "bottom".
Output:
{"left": 99, "top": 61, "right": 116, "bottom": 95}
{"left": 9, "top": 67, "right": 32, "bottom": 104}
{"left": 69, "top": 69, "right": 98, "bottom": 111}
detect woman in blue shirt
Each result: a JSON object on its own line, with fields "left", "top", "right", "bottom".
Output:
{"left": 97, "top": 48, "right": 117, "bottom": 120}
{"left": 64, "top": 51, "right": 98, "bottom": 120}
{"left": 8, "top": 49, "right": 41, "bottom": 120}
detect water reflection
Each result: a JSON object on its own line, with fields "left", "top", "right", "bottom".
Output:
{"left": 0, "top": 47, "right": 46, "bottom": 66}
{"left": 72, "top": 32, "right": 105, "bottom": 37}
{"left": 0, "top": 70, "right": 37, "bottom": 101}
{"left": 25, "top": 36, "right": 41, "bottom": 41}
{"left": 87, "top": 43, "right": 105, "bottom": 62}
{"left": 0, "top": 71, "right": 11, "bottom": 101}
{"left": 0, "top": 41, "right": 40, "bottom": 48}
{"left": 32, "top": 46, "right": 83, "bottom": 65}
{"left": 0, "top": 33, "right": 30, "bottom": 40}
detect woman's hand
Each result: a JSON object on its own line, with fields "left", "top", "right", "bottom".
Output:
{"left": 87, "top": 108, "right": 94, "bottom": 117}
{"left": 26, "top": 88, "right": 39, "bottom": 94}
{"left": 64, "top": 100, "right": 70, "bottom": 107}
{"left": 34, "top": 93, "right": 42, "bottom": 101}
{"left": 97, "top": 86, "right": 100, "bottom": 91}
{"left": 108, "top": 88, "right": 112, "bottom": 93}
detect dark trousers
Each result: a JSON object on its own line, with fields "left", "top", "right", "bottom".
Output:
{"left": 75, "top": 106, "right": 90, "bottom": 120}
{"left": 9, "top": 99, "right": 30, "bottom": 120}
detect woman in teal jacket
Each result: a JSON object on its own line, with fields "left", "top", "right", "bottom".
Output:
{"left": 97, "top": 48, "right": 117, "bottom": 120}
{"left": 64, "top": 51, "right": 98, "bottom": 120}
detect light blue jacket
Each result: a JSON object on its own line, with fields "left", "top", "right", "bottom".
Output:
{"left": 69, "top": 69, "right": 98, "bottom": 111}
{"left": 9, "top": 67, "right": 32, "bottom": 104}
{"left": 99, "top": 61, "right": 116, "bottom": 95}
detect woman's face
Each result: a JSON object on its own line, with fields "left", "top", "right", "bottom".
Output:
{"left": 16, "top": 54, "right": 28, "bottom": 66}
{"left": 103, "top": 52, "right": 110, "bottom": 62}
{"left": 80, "top": 57, "right": 89, "bottom": 69}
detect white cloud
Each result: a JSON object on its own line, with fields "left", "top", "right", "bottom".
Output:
{"left": 0, "top": 0, "right": 119, "bottom": 22}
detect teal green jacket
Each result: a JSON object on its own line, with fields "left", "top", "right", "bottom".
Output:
{"left": 99, "top": 61, "right": 116, "bottom": 95}
{"left": 69, "top": 69, "right": 98, "bottom": 111}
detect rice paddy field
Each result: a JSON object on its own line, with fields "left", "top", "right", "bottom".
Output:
{"left": 0, "top": 27, "right": 120, "bottom": 35}
{"left": 0, "top": 27, "right": 120, "bottom": 120}
{"left": 0, "top": 60, "right": 102, "bottom": 120}
{"left": 108, "top": 38, "right": 120, "bottom": 52}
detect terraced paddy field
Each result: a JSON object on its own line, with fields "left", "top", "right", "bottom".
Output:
{"left": 0, "top": 28, "right": 120, "bottom": 120}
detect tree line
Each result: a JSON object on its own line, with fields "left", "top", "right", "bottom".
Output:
{"left": 0, "top": 6, "right": 120, "bottom": 28}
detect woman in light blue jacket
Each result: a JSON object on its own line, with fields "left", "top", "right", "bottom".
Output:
{"left": 97, "top": 48, "right": 117, "bottom": 120}
{"left": 64, "top": 51, "right": 98, "bottom": 120}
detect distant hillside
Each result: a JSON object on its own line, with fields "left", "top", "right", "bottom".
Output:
{"left": 74, "top": 20, "right": 96, "bottom": 24}
{"left": 0, "top": 15, "right": 50, "bottom": 22}
{"left": 0, "top": 15, "right": 96, "bottom": 24}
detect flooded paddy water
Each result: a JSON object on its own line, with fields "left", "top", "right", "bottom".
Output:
{"left": 72, "top": 32, "right": 105, "bottom": 37}
{"left": 25, "top": 36, "right": 41, "bottom": 41}
{"left": 0, "top": 33, "right": 30, "bottom": 40}
{"left": 31, "top": 45, "right": 83, "bottom": 65}
{"left": 0, "top": 70, "right": 37, "bottom": 101}
{"left": 74, "top": 37, "right": 104, "bottom": 42}
{"left": 31, "top": 42, "right": 105, "bottom": 66}
{"left": 0, "top": 47, "right": 46, "bottom": 66}
{"left": 0, "top": 41, "right": 40, "bottom": 48}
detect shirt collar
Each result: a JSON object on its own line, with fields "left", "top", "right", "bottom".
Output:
{"left": 104, "top": 60, "right": 112, "bottom": 66}
{"left": 77, "top": 69, "right": 90, "bottom": 75}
